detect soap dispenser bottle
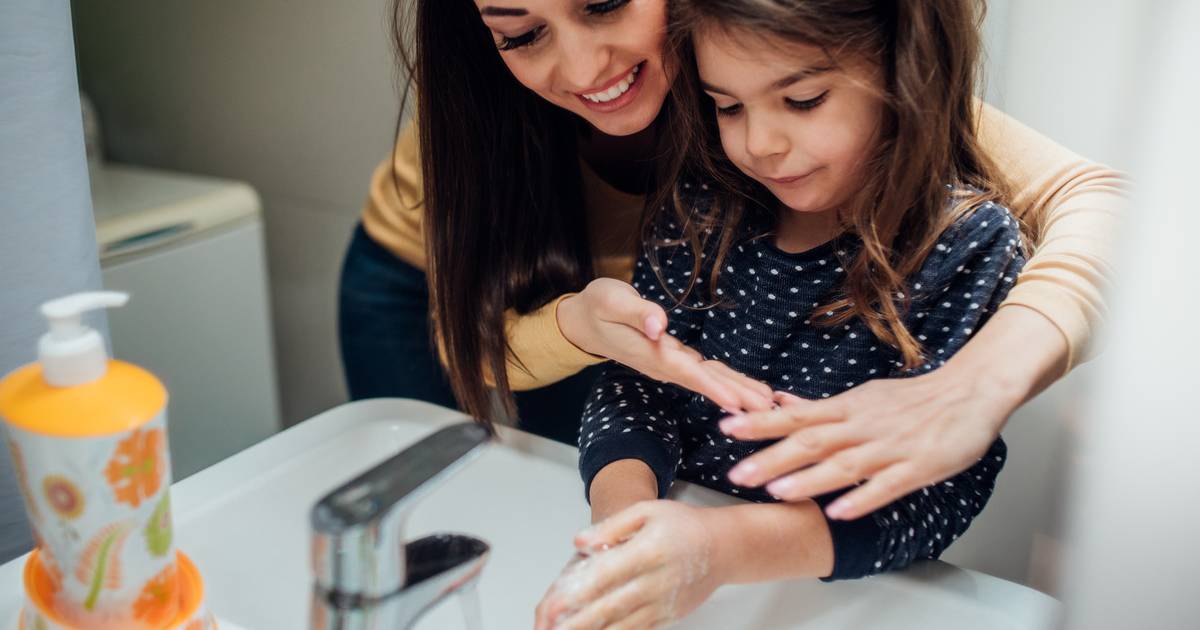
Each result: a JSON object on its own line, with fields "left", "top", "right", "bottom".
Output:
{"left": 0, "top": 291, "right": 180, "bottom": 628}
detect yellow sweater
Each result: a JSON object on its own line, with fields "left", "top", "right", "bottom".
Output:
{"left": 361, "top": 104, "right": 1124, "bottom": 390}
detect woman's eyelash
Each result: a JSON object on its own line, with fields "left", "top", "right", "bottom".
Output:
{"left": 496, "top": 1, "right": 628, "bottom": 52}
{"left": 498, "top": 25, "right": 545, "bottom": 51}
{"left": 585, "top": 0, "right": 631, "bottom": 15}
{"left": 715, "top": 103, "right": 743, "bottom": 117}
{"left": 786, "top": 91, "right": 829, "bottom": 111}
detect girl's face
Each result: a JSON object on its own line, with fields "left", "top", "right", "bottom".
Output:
{"left": 476, "top": 0, "right": 671, "bottom": 137}
{"left": 695, "top": 28, "right": 884, "bottom": 215}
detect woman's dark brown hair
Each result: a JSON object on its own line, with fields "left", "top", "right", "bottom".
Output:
{"left": 653, "top": 0, "right": 1023, "bottom": 368}
{"left": 390, "top": 0, "right": 595, "bottom": 425}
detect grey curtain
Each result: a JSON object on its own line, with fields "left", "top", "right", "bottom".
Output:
{"left": 0, "top": 0, "right": 106, "bottom": 563}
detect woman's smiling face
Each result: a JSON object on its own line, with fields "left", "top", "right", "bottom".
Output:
{"left": 475, "top": 0, "right": 672, "bottom": 136}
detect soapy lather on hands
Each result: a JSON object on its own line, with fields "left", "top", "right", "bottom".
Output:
{"left": 534, "top": 501, "right": 719, "bottom": 630}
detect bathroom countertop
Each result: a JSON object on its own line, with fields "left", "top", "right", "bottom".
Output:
{"left": 0, "top": 398, "right": 1060, "bottom": 629}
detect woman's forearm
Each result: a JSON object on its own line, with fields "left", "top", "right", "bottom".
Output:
{"left": 938, "top": 304, "right": 1070, "bottom": 432}
{"left": 704, "top": 501, "right": 836, "bottom": 583}
{"left": 977, "top": 101, "right": 1126, "bottom": 370}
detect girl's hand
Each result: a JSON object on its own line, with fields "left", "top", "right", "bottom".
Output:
{"left": 720, "top": 367, "right": 1018, "bottom": 521}
{"left": 533, "top": 501, "right": 722, "bottom": 630}
{"left": 558, "top": 278, "right": 773, "bottom": 413}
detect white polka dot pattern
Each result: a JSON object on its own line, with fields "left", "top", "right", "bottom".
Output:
{"left": 578, "top": 196, "right": 1025, "bottom": 580}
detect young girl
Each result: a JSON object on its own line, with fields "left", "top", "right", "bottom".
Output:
{"left": 537, "top": 1, "right": 1025, "bottom": 628}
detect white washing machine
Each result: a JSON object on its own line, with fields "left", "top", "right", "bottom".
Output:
{"left": 91, "top": 163, "right": 281, "bottom": 480}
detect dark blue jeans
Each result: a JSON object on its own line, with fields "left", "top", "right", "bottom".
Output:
{"left": 338, "top": 224, "right": 599, "bottom": 446}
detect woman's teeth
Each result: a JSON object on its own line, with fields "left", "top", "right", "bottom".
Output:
{"left": 581, "top": 65, "right": 639, "bottom": 103}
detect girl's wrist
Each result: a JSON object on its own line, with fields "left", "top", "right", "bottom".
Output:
{"left": 588, "top": 459, "right": 658, "bottom": 523}
{"left": 701, "top": 502, "right": 835, "bottom": 584}
{"left": 694, "top": 508, "right": 737, "bottom": 585}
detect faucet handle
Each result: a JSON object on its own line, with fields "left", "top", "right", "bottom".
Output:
{"left": 311, "top": 421, "right": 492, "bottom": 599}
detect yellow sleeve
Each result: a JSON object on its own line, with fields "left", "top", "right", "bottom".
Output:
{"left": 502, "top": 295, "right": 607, "bottom": 391}
{"left": 430, "top": 294, "right": 605, "bottom": 392}
{"left": 977, "top": 102, "right": 1128, "bottom": 370}
{"left": 360, "top": 119, "right": 428, "bottom": 269}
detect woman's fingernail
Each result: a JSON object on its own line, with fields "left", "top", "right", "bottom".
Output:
{"left": 719, "top": 416, "right": 745, "bottom": 433}
{"left": 826, "top": 499, "right": 852, "bottom": 519}
{"left": 644, "top": 315, "right": 663, "bottom": 339}
{"left": 728, "top": 462, "right": 756, "bottom": 484}
{"left": 766, "top": 477, "right": 794, "bottom": 496}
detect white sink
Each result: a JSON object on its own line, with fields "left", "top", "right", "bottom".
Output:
{"left": 0, "top": 399, "right": 1059, "bottom": 629}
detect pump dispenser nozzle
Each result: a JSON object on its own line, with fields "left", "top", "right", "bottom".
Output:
{"left": 38, "top": 291, "right": 129, "bottom": 387}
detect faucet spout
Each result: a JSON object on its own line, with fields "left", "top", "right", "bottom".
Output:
{"left": 309, "top": 421, "right": 492, "bottom": 630}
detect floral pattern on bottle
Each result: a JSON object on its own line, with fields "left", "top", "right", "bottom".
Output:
{"left": 133, "top": 562, "right": 179, "bottom": 627}
{"left": 74, "top": 520, "right": 135, "bottom": 611}
{"left": 145, "top": 494, "right": 174, "bottom": 557}
{"left": 7, "top": 401, "right": 184, "bottom": 627}
{"left": 104, "top": 427, "right": 165, "bottom": 508}
{"left": 42, "top": 474, "right": 85, "bottom": 520}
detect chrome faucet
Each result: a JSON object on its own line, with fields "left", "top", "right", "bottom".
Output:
{"left": 310, "top": 422, "right": 493, "bottom": 629}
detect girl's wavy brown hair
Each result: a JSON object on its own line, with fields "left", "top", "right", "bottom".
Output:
{"left": 653, "top": 0, "right": 1026, "bottom": 368}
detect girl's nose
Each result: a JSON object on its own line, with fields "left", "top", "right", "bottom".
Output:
{"left": 744, "top": 115, "right": 790, "bottom": 160}
{"left": 556, "top": 28, "right": 613, "bottom": 94}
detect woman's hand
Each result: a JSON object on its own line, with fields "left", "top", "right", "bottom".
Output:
{"left": 558, "top": 278, "right": 773, "bottom": 413}
{"left": 720, "top": 306, "right": 1068, "bottom": 521}
{"left": 721, "top": 375, "right": 1008, "bottom": 520}
{"left": 533, "top": 501, "right": 722, "bottom": 630}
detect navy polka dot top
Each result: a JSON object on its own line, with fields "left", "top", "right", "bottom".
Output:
{"left": 578, "top": 190, "right": 1026, "bottom": 581}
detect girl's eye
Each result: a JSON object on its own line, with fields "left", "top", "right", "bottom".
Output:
{"left": 785, "top": 91, "right": 829, "bottom": 111}
{"left": 715, "top": 103, "right": 743, "bottom": 117}
{"left": 497, "top": 25, "right": 545, "bottom": 51}
{"left": 585, "top": 0, "right": 631, "bottom": 15}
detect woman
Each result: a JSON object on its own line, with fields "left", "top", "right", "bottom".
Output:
{"left": 339, "top": 0, "right": 1122, "bottom": 519}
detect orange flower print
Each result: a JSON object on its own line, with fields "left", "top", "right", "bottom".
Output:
{"left": 134, "top": 563, "right": 179, "bottom": 627}
{"left": 42, "top": 475, "right": 85, "bottom": 520}
{"left": 104, "top": 427, "right": 166, "bottom": 508}
{"left": 8, "top": 440, "right": 40, "bottom": 520}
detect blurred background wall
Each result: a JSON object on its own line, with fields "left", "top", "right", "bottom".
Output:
{"left": 940, "top": 0, "right": 1141, "bottom": 593}
{"left": 72, "top": 0, "right": 402, "bottom": 428}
